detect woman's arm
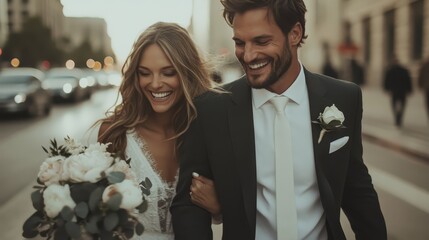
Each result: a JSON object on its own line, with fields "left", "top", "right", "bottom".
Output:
{"left": 190, "top": 172, "right": 222, "bottom": 223}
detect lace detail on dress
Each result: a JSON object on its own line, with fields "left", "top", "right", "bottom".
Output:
{"left": 126, "top": 130, "right": 177, "bottom": 238}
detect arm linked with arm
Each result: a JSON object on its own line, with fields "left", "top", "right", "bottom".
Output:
{"left": 171, "top": 115, "right": 213, "bottom": 240}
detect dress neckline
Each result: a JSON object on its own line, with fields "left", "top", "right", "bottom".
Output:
{"left": 130, "top": 130, "right": 178, "bottom": 188}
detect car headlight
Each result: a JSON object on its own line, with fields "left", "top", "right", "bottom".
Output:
{"left": 79, "top": 78, "right": 89, "bottom": 88}
{"left": 14, "top": 93, "right": 27, "bottom": 104}
{"left": 63, "top": 83, "right": 73, "bottom": 94}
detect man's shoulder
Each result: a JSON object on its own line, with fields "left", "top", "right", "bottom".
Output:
{"left": 196, "top": 76, "right": 247, "bottom": 102}
{"left": 307, "top": 69, "right": 360, "bottom": 92}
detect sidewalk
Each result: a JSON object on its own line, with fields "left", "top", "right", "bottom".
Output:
{"left": 361, "top": 86, "right": 429, "bottom": 162}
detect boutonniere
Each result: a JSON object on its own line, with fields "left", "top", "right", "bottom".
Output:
{"left": 312, "top": 104, "right": 346, "bottom": 143}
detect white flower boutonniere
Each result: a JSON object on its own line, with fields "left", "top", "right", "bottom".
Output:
{"left": 312, "top": 104, "right": 346, "bottom": 143}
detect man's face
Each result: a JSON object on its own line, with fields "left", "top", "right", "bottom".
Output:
{"left": 232, "top": 8, "right": 292, "bottom": 89}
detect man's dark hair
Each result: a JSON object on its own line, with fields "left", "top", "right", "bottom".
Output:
{"left": 220, "top": 0, "right": 308, "bottom": 46}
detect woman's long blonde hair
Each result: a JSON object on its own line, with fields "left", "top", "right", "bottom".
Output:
{"left": 97, "top": 22, "right": 217, "bottom": 156}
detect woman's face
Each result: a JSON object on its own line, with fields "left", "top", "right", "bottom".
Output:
{"left": 138, "top": 44, "right": 183, "bottom": 115}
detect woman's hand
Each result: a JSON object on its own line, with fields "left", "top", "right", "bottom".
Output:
{"left": 190, "top": 172, "right": 221, "bottom": 217}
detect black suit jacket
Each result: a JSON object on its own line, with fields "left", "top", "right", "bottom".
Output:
{"left": 171, "top": 69, "right": 387, "bottom": 240}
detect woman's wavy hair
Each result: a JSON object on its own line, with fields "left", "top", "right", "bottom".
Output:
{"left": 221, "top": 0, "right": 308, "bottom": 47}
{"left": 97, "top": 22, "right": 217, "bottom": 156}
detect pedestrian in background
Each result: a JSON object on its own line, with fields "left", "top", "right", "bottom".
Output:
{"left": 383, "top": 57, "right": 412, "bottom": 127}
{"left": 418, "top": 57, "right": 429, "bottom": 121}
{"left": 350, "top": 58, "right": 365, "bottom": 86}
{"left": 322, "top": 55, "right": 339, "bottom": 78}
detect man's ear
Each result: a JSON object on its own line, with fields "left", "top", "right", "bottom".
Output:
{"left": 288, "top": 22, "right": 303, "bottom": 46}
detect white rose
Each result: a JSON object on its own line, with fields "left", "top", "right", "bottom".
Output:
{"left": 43, "top": 184, "right": 76, "bottom": 218}
{"left": 102, "top": 179, "right": 143, "bottom": 210}
{"left": 38, "top": 156, "right": 65, "bottom": 186}
{"left": 322, "top": 104, "right": 345, "bottom": 124}
{"left": 106, "top": 159, "right": 137, "bottom": 181}
{"left": 65, "top": 143, "right": 114, "bottom": 183}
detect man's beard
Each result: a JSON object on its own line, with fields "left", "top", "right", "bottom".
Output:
{"left": 247, "top": 44, "right": 292, "bottom": 89}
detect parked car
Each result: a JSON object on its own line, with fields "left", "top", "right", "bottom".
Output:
{"left": 43, "top": 68, "right": 91, "bottom": 102}
{"left": 0, "top": 68, "right": 52, "bottom": 117}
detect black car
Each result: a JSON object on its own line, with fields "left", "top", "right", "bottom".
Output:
{"left": 43, "top": 68, "right": 91, "bottom": 102}
{"left": 0, "top": 68, "right": 52, "bottom": 117}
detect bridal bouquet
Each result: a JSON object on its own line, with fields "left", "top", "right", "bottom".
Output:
{"left": 22, "top": 137, "right": 152, "bottom": 239}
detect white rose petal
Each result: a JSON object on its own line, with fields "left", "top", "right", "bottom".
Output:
{"left": 102, "top": 179, "right": 143, "bottom": 210}
{"left": 65, "top": 145, "right": 114, "bottom": 183}
{"left": 38, "top": 156, "right": 65, "bottom": 186}
{"left": 322, "top": 104, "right": 345, "bottom": 124}
{"left": 43, "top": 184, "right": 76, "bottom": 218}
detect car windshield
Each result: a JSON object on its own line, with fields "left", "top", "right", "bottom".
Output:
{"left": 0, "top": 75, "right": 30, "bottom": 84}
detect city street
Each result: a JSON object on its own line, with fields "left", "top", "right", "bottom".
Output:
{"left": 0, "top": 88, "right": 428, "bottom": 239}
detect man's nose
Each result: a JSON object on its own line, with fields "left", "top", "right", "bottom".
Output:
{"left": 243, "top": 44, "right": 257, "bottom": 63}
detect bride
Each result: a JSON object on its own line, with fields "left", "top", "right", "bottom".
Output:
{"left": 96, "top": 22, "right": 222, "bottom": 239}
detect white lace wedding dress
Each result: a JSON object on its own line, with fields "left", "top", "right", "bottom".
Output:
{"left": 126, "top": 130, "right": 178, "bottom": 240}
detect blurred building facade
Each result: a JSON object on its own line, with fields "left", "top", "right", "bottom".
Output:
{"left": 192, "top": 0, "right": 428, "bottom": 87}
{"left": 189, "top": 0, "right": 238, "bottom": 70}
{"left": 1, "top": 0, "right": 114, "bottom": 66}
{"left": 302, "top": 0, "right": 429, "bottom": 87}
{"left": 6, "top": 0, "right": 64, "bottom": 40}
{"left": 0, "top": 0, "right": 8, "bottom": 46}
{"left": 63, "top": 17, "right": 114, "bottom": 57}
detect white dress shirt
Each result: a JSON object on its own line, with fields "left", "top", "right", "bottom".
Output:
{"left": 252, "top": 64, "right": 328, "bottom": 239}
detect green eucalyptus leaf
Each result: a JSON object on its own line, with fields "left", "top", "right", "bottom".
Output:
{"left": 53, "top": 226, "right": 68, "bottom": 240}
{"left": 117, "top": 209, "right": 129, "bottom": 225}
{"left": 100, "top": 230, "right": 114, "bottom": 240}
{"left": 75, "top": 202, "right": 89, "bottom": 218}
{"left": 106, "top": 193, "right": 122, "bottom": 211}
{"left": 107, "top": 171, "right": 125, "bottom": 184}
{"left": 22, "top": 229, "right": 39, "bottom": 238}
{"left": 85, "top": 215, "right": 100, "bottom": 234}
{"left": 103, "top": 212, "right": 119, "bottom": 232}
{"left": 144, "top": 177, "right": 152, "bottom": 189}
{"left": 137, "top": 200, "right": 148, "bottom": 213}
{"left": 65, "top": 221, "right": 81, "bottom": 239}
{"left": 31, "top": 190, "right": 44, "bottom": 211}
{"left": 22, "top": 211, "right": 43, "bottom": 232}
{"left": 60, "top": 206, "right": 74, "bottom": 222}
{"left": 141, "top": 187, "right": 151, "bottom": 196}
{"left": 89, "top": 187, "right": 104, "bottom": 212}
{"left": 71, "top": 182, "right": 97, "bottom": 203}
{"left": 135, "top": 221, "right": 144, "bottom": 235}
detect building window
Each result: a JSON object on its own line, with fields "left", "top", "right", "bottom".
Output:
{"left": 7, "top": 10, "right": 12, "bottom": 17}
{"left": 21, "top": 10, "right": 29, "bottom": 18}
{"left": 8, "top": 23, "right": 13, "bottom": 32}
{"left": 22, "top": 0, "right": 28, "bottom": 4}
{"left": 410, "top": 0, "right": 424, "bottom": 60}
{"left": 362, "top": 17, "right": 371, "bottom": 63}
{"left": 384, "top": 9, "right": 395, "bottom": 62}
{"left": 7, "top": 0, "right": 12, "bottom": 4}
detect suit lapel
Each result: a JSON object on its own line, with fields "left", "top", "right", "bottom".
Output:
{"left": 305, "top": 70, "right": 343, "bottom": 237}
{"left": 227, "top": 78, "right": 257, "bottom": 234}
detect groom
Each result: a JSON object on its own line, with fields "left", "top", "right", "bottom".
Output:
{"left": 171, "top": 0, "right": 387, "bottom": 239}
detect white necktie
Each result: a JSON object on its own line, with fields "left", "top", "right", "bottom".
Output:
{"left": 270, "top": 96, "right": 298, "bottom": 240}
